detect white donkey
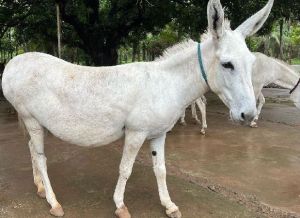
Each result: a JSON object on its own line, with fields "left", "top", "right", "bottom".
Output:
{"left": 181, "top": 52, "right": 300, "bottom": 131}
{"left": 2, "top": 0, "right": 273, "bottom": 217}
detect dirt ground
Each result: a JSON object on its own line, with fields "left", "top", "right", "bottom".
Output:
{"left": 1, "top": 88, "right": 300, "bottom": 218}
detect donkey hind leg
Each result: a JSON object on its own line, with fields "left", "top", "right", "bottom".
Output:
{"left": 191, "top": 101, "right": 201, "bottom": 125}
{"left": 196, "top": 98, "right": 207, "bottom": 135}
{"left": 114, "top": 130, "right": 147, "bottom": 218}
{"left": 250, "top": 92, "right": 265, "bottom": 128}
{"left": 22, "top": 117, "right": 64, "bottom": 217}
{"left": 150, "top": 134, "right": 181, "bottom": 218}
{"left": 28, "top": 140, "right": 45, "bottom": 198}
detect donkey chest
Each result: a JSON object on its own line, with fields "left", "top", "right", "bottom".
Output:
{"left": 126, "top": 101, "right": 184, "bottom": 134}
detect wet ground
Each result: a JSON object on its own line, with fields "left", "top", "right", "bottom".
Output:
{"left": 1, "top": 88, "right": 300, "bottom": 218}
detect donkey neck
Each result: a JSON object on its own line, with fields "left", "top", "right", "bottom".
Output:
{"left": 157, "top": 39, "right": 215, "bottom": 108}
{"left": 272, "top": 59, "right": 299, "bottom": 90}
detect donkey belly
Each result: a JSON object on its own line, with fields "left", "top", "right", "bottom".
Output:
{"left": 47, "top": 120, "right": 125, "bottom": 147}
{"left": 25, "top": 95, "right": 126, "bottom": 146}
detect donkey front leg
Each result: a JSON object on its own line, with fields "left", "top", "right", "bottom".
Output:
{"left": 114, "top": 130, "right": 147, "bottom": 218}
{"left": 150, "top": 134, "right": 181, "bottom": 218}
{"left": 23, "top": 117, "right": 63, "bottom": 216}
{"left": 250, "top": 92, "right": 265, "bottom": 128}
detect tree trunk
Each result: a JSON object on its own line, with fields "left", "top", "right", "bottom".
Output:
{"left": 279, "top": 19, "right": 284, "bottom": 60}
{"left": 151, "top": 52, "right": 155, "bottom": 61}
{"left": 142, "top": 43, "right": 146, "bottom": 61}
{"left": 137, "top": 42, "right": 140, "bottom": 62}
{"left": 118, "top": 50, "right": 122, "bottom": 64}
{"left": 76, "top": 48, "right": 79, "bottom": 64}
{"left": 56, "top": 3, "right": 62, "bottom": 58}
{"left": 89, "top": 45, "right": 118, "bottom": 66}
{"left": 132, "top": 42, "right": 137, "bottom": 62}
{"left": 124, "top": 54, "right": 128, "bottom": 63}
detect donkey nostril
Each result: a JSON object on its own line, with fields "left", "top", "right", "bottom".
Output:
{"left": 241, "top": 113, "right": 245, "bottom": 120}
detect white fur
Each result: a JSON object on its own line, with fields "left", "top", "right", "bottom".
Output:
{"left": 236, "top": 0, "right": 274, "bottom": 37}
{"left": 1, "top": 0, "right": 273, "bottom": 217}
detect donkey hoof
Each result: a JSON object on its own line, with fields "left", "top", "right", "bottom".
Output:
{"left": 167, "top": 209, "right": 182, "bottom": 218}
{"left": 37, "top": 189, "right": 46, "bottom": 199}
{"left": 50, "top": 204, "right": 64, "bottom": 217}
{"left": 200, "top": 129, "right": 206, "bottom": 135}
{"left": 115, "top": 206, "right": 131, "bottom": 218}
{"left": 250, "top": 122, "right": 258, "bottom": 128}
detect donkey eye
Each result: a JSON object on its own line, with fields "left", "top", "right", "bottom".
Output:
{"left": 222, "top": 62, "right": 234, "bottom": 70}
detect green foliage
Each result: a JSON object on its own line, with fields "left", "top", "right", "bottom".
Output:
{"left": 247, "top": 20, "right": 300, "bottom": 61}
{"left": 289, "top": 24, "right": 300, "bottom": 45}
{"left": 145, "top": 23, "right": 186, "bottom": 57}
{"left": 291, "top": 58, "right": 300, "bottom": 65}
{"left": 246, "top": 37, "right": 264, "bottom": 51}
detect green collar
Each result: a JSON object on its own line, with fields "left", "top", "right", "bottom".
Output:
{"left": 197, "top": 43, "right": 208, "bottom": 85}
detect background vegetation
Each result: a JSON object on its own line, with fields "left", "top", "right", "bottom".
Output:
{"left": 0, "top": 0, "right": 299, "bottom": 66}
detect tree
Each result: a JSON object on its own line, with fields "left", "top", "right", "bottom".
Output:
{"left": 56, "top": 2, "right": 62, "bottom": 58}
{"left": 0, "top": 0, "right": 37, "bottom": 38}
{"left": 55, "top": 0, "right": 175, "bottom": 66}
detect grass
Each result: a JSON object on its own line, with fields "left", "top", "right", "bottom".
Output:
{"left": 291, "top": 58, "right": 300, "bottom": 65}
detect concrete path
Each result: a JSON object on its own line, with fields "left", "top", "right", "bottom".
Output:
{"left": 1, "top": 88, "right": 300, "bottom": 218}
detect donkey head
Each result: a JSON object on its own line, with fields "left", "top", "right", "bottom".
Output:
{"left": 206, "top": 0, "right": 273, "bottom": 122}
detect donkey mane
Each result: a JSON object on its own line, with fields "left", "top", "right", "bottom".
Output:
{"left": 253, "top": 52, "right": 298, "bottom": 76}
{"left": 272, "top": 56, "right": 297, "bottom": 72}
{"left": 156, "top": 19, "right": 232, "bottom": 62}
{"left": 155, "top": 39, "right": 196, "bottom": 61}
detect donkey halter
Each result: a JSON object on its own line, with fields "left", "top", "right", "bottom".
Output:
{"left": 290, "top": 78, "right": 300, "bottom": 94}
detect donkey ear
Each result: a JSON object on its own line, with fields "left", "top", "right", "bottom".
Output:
{"left": 235, "top": 0, "right": 274, "bottom": 38}
{"left": 207, "top": 0, "right": 225, "bottom": 39}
